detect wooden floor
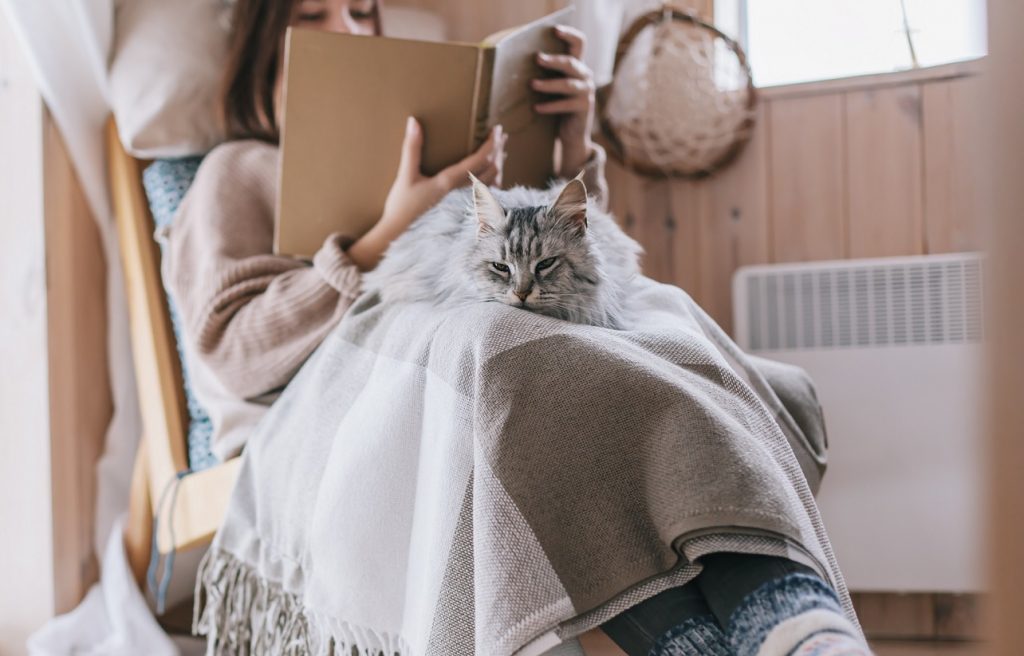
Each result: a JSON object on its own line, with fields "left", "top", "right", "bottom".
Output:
{"left": 873, "top": 640, "right": 982, "bottom": 656}
{"left": 579, "top": 630, "right": 982, "bottom": 655}
{"left": 171, "top": 610, "right": 982, "bottom": 655}
{"left": 172, "top": 589, "right": 984, "bottom": 655}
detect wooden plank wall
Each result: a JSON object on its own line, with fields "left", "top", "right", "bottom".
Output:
{"left": 987, "top": 1, "right": 1024, "bottom": 654}
{"left": 44, "top": 111, "right": 112, "bottom": 614}
{"left": 396, "top": 0, "right": 983, "bottom": 336}
{"left": 402, "top": 0, "right": 565, "bottom": 42}
{"left": 621, "top": 68, "right": 984, "bottom": 335}
{"left": 403, "top": 0, "right": 714, "bottom": 43}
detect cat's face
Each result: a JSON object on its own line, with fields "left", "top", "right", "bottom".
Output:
{"left": 469, "top": 175, "right": 600, "bottom": 321}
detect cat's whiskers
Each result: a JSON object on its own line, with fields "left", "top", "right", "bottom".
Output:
{"left": 544, "top": 300, "right": 590, "bottom": 315}
{"left": 541, "top": 294, "right": 587, "bottom": 304}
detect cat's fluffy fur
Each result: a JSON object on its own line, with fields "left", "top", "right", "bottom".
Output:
{"left": 362, "top": 176, "right": 643, "bottom": 329}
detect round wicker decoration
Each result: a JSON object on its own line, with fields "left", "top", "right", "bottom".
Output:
{"left": 599, "top": 5, "right": 757, "bottom": 179}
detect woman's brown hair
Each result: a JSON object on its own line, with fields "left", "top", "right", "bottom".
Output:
{"left": 221, "top": 0, "right": 383, "bottom": 143}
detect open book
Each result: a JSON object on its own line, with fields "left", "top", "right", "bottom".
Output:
{"left": 275, "top": 7, "right": 574, "bottom": 257}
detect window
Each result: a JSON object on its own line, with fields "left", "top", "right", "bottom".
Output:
{"left": 714, "top": 0, "right": 987, "bottom": 87}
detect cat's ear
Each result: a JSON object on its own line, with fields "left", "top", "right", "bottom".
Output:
{"left": 550, "top": 172, "right": 588, "bottom": 233}
{"left": 470, "top": 173, "right": 505, "bottom": 235}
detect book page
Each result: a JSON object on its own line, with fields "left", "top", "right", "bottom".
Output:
{"left": 486, "top": 7, "right": 574, "bottom": 188}
{"left": 481, "top": 6, "right": 573, "bottom": 47}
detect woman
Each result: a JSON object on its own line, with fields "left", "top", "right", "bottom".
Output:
{"left": 164, "top": 0, "right": 606, "bottom": 456}
{"left": 166, "top": 1, "right": 872, "bottom": 654}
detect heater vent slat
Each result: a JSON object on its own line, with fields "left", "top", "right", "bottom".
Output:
{"left": 735, "top": 253, "right": 984, "bottom": 351}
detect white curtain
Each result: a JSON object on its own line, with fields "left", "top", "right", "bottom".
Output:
{"left": 0, "top": 0, "right": 140, "bottom": 562}
{"left": 0, "top": 1, "right": 159, "bottom": 653}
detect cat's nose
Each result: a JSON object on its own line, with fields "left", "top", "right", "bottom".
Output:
{"left": 515, "top": 291, "right": 529, "bottom": 302}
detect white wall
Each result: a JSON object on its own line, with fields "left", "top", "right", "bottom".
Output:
{"left": 0, "top": 8, "right": 55, "bottom": 654}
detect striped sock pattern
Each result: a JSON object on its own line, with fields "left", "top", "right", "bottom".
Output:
{"left": 726, "top": 573, "right": 846, "bottom": 656}
{"left": 649, "top": 615, "right": 732, "bottom": 656}
{"left": 791, "top": 630, "right": 872, "bottom": 656}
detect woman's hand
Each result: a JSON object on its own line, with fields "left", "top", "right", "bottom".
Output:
{"left": 347, "top": 117, "right": 506, "bottom": 271}
{"left": 532, "top": 25, "right": 597, "bottom": 178}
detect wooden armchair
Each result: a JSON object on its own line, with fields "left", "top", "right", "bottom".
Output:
{"left": 106, "top": 119, "right": 241, "bottom": 582}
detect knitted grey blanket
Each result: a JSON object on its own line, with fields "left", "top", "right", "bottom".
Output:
{"left": 194, "top": 277, "right": 856, "bottom": 655}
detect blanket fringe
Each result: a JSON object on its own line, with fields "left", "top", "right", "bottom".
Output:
{"left": 194, "top": 548, "right": 407, "bottom": 656}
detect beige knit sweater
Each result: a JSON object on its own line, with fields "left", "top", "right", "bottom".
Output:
{"left": 164, "top": 140, "right": 361, "bottom": 403}
{"left": 163, "top": 139, "right": 609, "bottom": 406}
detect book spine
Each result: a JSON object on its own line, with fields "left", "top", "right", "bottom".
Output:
{"left": 468, "top": 47, "right": 497, "bottom": 153}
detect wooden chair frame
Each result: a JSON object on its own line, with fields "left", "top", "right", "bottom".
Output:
{"left": 107, "top": 120, "right": 241, "bottom": 579}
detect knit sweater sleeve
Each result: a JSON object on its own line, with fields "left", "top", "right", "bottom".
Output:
{"left": 163, "top": 140, "right": 362, "bottom": 400}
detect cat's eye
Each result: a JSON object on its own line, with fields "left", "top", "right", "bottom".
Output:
{"left": 491, "top": 262, "right": 510, "bottom": 274}
{"left": 536, "top": 257, "right": 558, "bottom": 272}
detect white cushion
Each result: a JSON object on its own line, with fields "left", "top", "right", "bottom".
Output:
{"left": 108, "top": 3, "right": 448, "bottom": 158}
{"left": 109, "top": 0, "right": 230, "bottom": 158}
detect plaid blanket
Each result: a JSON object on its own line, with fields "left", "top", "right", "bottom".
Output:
{"left": 194, "top": 277, "right": 856, "bottom": 655}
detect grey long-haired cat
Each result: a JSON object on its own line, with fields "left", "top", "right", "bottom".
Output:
{"left": 362, "top": 174, "right": 643, "bottom": 329}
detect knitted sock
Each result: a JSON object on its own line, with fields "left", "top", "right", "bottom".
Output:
{"left": 786, "top": 628, "right": 872, "bottom": 655}
{"left": 649, "top": 615, "right": 732, "bottom": 656}
{"left": 725, "top": 573, "right": 869, "bottom": 656}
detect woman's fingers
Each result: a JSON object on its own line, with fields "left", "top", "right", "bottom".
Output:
{"left": 467, "top": 135, "right": 505, "bottom": 186}
{"left": 397, "top": 116, "right": 424, "bottom": 181}
{"left": 535, "top": 52, "right": 589, "bottom": 80}
{"left": 534, "top": 97, "right": 590, "bottom": 115}
{"left": 533, "top": 28, "right": 598, "bottom": 178}
{"left": 533, "top": 53, "right": 595, "bottom": 114}
{"left": 531, "top": 76, "right": 593, "bottom": 96}
{"left": 553, "top": 24, "right": 586, "bottom": 59}
{"left": 473, "top": 159, "right": 501, "bottom": 187}
{"left": 437, "top": 125, "right": 504, "bottom": 191}
{"left": 485, "top": 129, "right": 508, "bottom": 166}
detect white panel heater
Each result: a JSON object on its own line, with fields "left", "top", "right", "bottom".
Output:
{"left": 733, "top": 253, "right": 985, "bottom": 592}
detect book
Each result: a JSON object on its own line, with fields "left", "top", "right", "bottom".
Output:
{"left": 275, "top": 7, "right": 573, "bottom": 257}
